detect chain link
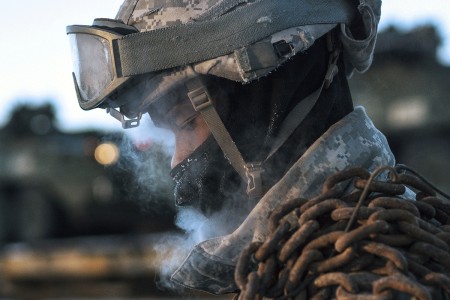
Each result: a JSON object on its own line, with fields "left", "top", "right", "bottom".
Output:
{"left": 234, "top": 165, "right": 450, "bottom": 299}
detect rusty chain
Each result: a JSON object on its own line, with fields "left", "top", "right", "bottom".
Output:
{"left": 234, "top": 165, "right": 450, "bottom": 300}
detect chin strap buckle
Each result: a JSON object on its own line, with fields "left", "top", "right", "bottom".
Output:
{"left": 245, "top": 162, "right": 265, "bottom": 198}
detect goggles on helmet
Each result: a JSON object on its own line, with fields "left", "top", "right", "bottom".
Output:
{"left": 67, "top": 0, "right": 361, "bottom": 128}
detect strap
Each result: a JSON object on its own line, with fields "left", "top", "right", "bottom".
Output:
{"left": 117, "top": 0, "right": 355, "bottom": 76}
{"left": 265, "top": 85, "right": 323, "bottom": 161}
{"left": 186, "top": 79, "right": 248, "bottom": 183}
{"left": 186, "top": 78, "right": 266, "bottom": 198}
{"left": 266, "top": 47, "right": 341, "bottom": 162}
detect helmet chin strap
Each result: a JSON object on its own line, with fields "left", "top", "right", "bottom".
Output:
{"left": 186, "top": 33, "right": 341, "bottom": 199}
{"left": 185, "top": 78, "right": 253, "bottom": 191}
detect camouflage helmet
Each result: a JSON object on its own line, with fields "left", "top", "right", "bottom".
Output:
{"left": 67, "top": 0, "right": 381, "bottom": 119}
{"left": 107, "top": 0, "right": 381, "bottom": 197}
{"left": 115, "top": 0, "right": 381, "bottom": 82}
{"left": 67, "top": 0, "right": 382, "bottom": 196}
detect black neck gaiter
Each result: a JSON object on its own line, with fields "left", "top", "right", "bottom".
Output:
{"left": 170, "top": 136, "right": 255, "bottom": 221}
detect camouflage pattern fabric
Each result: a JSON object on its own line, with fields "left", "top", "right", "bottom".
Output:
{"left": 115, "top": 0, "right": 381, "bottom": 84}
{"left": 170, "top": 106, "right": 399, "bottom": 294}
{"left": 340, "top": 0, "right": 381, "bottom": 77}
{"left": 116, "top": 0, "right": 221, "bottom": 31}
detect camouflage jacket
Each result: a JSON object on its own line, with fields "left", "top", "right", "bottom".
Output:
{"left": 170, "top": 106, "right": 395, "bottom": 294}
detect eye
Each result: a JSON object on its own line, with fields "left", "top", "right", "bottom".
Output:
{"left": 178, "top": 114, "right": 198, "bottom": 130}
{"left": 167, "top": 102, "right": 198, "bottom": 131}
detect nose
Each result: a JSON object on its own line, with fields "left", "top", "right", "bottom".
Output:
{"left": 171, "top": 138, "right": 192, "bottom": 169}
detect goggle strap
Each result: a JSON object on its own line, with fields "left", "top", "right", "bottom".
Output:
{"left": 117, "top": 0, "right": 355, "bottom": 76}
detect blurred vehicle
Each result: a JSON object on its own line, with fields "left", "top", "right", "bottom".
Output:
{"left": 0, "top": 104, "right": 175, "bottom": 242}
{"left": 350, "top": 25, "right": 450, "bottom": 193}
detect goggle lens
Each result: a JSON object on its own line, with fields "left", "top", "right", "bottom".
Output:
{"left": 69, "top": 33, "right": 114, "bottom": 102}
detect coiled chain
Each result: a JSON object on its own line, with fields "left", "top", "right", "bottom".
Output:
{"left": 234, "top": 166, "right": 450, "bottom": 300}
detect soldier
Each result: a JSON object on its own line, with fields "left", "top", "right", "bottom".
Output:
{"left": 67, "top": 0, "right": 388, "bottom": 295}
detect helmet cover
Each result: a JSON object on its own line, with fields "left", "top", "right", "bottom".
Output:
{"left": 114, "top": 0, "right": 381, "bottom": 107}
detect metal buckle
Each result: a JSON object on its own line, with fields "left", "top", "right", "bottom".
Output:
{"left": 273, "top": 40, "right": 294, "bottom": 58}
{"left": 107, "top": 107, "right": 142, "bottom": 129}
{"left": 188, "top": 87, "right": 213, "bottom": 112}
{"left": 245, "top": 162, "right": 265, "bottom": 198}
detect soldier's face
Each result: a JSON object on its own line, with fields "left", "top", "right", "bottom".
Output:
{"left": 158, "top": 101, "right": 211, "bottom": 169}
{"left": 147, "top": 82, "right": 247, "bottom": 216}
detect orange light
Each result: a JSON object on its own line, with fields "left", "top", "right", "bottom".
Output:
{"left": 94, "top": 143, "right": 120, "bottom": 165}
